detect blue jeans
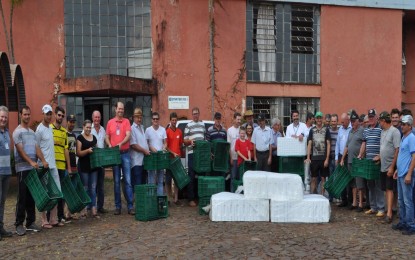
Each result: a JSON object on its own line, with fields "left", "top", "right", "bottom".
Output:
{"left": 230, "top": 159, "right": 239, "bottom": 192}
{"left": 132, "top": 165, "right": 144, "bottom": 187}
{"left": 148, "top": 170, "right": 164, "bottom": 196}
{"left": 96, "top": 167, "right": 105, "bottom": 210}
{"left": 112, "top": 152, "right": 133, "bottom": 210}
{"left": 81, "top": 171, "right": 98, "bottom": 210}
{"left": 398, "top": 176, "right": 415, "bottom": 230}
{"left": 0, "top": 175, "right": 10, "bottom": 226}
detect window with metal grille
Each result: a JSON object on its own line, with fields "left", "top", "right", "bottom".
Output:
{"left": 291, "top": 5, "right": 314, "bottom": 54}
{"left": 246, "top": 1, "right": 320, "bottom": 84}
{"left": 64, "top": 0, "right": 151, "bottom": 79}
{"left": 246, "top": 96, "right": 320, "bottom": 131}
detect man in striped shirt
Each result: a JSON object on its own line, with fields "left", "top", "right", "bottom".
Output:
{"left": 50, "top": 106, "right": 72, "bottom": 225}
{"left": 206, "top": 112, "right": 226, "bottom": 142}
{"left": 184, "top": 107, "right": 206, "bottom": 207}
{"left": 358, "top": 108, "right": 385, "bottom": 217}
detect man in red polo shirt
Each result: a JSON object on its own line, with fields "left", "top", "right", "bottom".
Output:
{"left": 105, "top": 102, "right": 133, "bottom": 215}
{"left": 165, "top": 112, "right": 183, "bottom": 205}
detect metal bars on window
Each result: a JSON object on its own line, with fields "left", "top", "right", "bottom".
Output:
{"left": 246, "top": 1, "right": 320, "bottom": 84}
{"left": 247, "top": 96, "right": 320, "bottom": 130}
{"left": 64, "top": 0, "right": 151, "bottom": 79}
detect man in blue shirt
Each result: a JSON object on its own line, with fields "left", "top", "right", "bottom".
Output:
{"left": 393, "top": 115, "right": 415, "bottom": 235}
{"left": 0, "top": 106, "right": 12, "bottom": 240}
{"left": 336, "top": 113, "right": 351, "bottom": 207}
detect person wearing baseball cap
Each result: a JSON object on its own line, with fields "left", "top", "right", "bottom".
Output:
{"left": 207, "top": 112, "right": 226, "bottom": 142}
{"left": 36, "top": 104, "right": 61, "bottom": 229}
{"left": 394, "top": 114, "right": 415, "bottom": 234}
{"left": 359, "top": 108, "right": 385, "bottom": 218}
{"left": 305, "top": 111, "right": 331, "bottom": 195}
{"left": 252, "top": 113, "right": 273, "bottom": 171}
{"left": 340, "top": 110, "right": 365, "bottom": 212}
{"left": 374, "top": 111, "right": 401, "bottom": 223}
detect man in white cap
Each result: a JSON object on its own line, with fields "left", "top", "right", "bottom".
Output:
{"left": 36, "top": 104, "right": 61, "bottom": 229}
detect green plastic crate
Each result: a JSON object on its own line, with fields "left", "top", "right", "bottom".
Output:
{"left": 212, "top": 140, "right": 230, "bottom": 172}
{"left": 198, "top": 196, "right": 211, "bottom": 215}
{"left": 232, "top": 179, "right": 243, "bottom": 193}
{"left": 193, "top": 140, "right": 212, "bottom": 173}
{"left": 61, "top": 173, "right": 91, "bottom": 213}
{"left": 25, "top": 168, "right": 63, "bottom": 212}
{"left": 324, "top": 165, "right": 353, "bottom": 199}
{"left": 279, "top": 156, "right": 305, "bottom": 176}
{"left": 198, "top": 176, "right": 225, "bottom": 197}
{"left": 238, "top": 161, "right": 257, "bottom": 179}
{"left": 90, "top": 147, "right": 121, "bottom": 169}
{"left": 144, "top": 151, "right": 170, "bottom": 170}
{"left": 135, "top": 185, "right": 158, "bottom": 221}
{"left": 351, "top": 158, "right": 380, "bottom": 180}
{"left": 169, "top": 157, "right": 190, "bottom": 190}
{"left": 157, "top": 196, "right": 169, "bottom": 218}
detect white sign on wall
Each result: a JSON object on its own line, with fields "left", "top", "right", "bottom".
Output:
{"left": 168, "top": 96, "right": 189, "bottom": 109}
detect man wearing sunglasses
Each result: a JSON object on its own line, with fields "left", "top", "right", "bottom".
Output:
{"left": 145, "top": 112, "right": 167, "bottom": 196}
{"left": 50, "top": 106, "right": 72, "bottom": 225}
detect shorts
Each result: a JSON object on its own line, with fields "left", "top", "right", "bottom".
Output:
{"left": 380, "top": 171, "right": 397, "bottom": 192}
{"left": 355, "top": 177, "right": 366, "bottom": 190}
{"left": 310, "top": 160, "right": 329, "bottom": 178}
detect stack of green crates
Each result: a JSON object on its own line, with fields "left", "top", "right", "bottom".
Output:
{"left": 25, "top": 168, "right": 63, "bottom": 212}
{"left": 144, "top": 151, "right": 170, "bottom": 170}
{"left": 351, "top": 158, "right": 380, "bottom": 180}
{"left": 169, "top": 157, "right": 190, "bottom": 190}
{"left": 198, "top": 176, "right": 225, "bottom": 215}
{"left": 324, "top": 165, "right": 353, "bottom": 199}
{"left": 90, "top": 147, "right": 121, "bottom": 168}
{"left": 212, "top": 140, "right": 230, "bottom": 172}
{"left": 279, "top": 156, "right": 305, "bottom": 177}
{"left": 135, "top": 184, "right": 168, "bottom": 221}
{"left": 61, "top": 173, "right": 91, "bottom": 213}
{"left": 193, "top": 140, "right": 212, "bottom": 173}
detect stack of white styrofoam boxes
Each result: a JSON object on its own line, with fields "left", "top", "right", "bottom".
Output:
{"left": 209, "top": 171, "right": 330, "bottom": 223}
{"left": 277, "top": 137, "right": 307, "bottom": 156}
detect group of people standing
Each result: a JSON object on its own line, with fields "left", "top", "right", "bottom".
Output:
{"left": 2, "top": 102, "right": 415, "bottom": 240}
{"left": 297, "top": 107, "right": 415, "bottom": 236}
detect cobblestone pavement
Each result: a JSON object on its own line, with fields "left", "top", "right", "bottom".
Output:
{"left": 1, "top": 176, "right": 415, "bottom": 259}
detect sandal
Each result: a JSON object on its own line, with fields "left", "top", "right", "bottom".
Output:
{"left": 41, "top": 223, "right": 53, "bottom": 229}
{"left": 92, "top": 214, "right": 101, "bottom": 219}
{"left": 51, "top": 222, "right": 64, "bottom": 227}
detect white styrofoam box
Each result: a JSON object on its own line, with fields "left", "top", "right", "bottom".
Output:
{"left": 270, "top": 194, "right": 330, "bottom": 223}
{"left": 267, "top": 173, "right": 304, "bottom": 201}
{"left": 243, "top": 171, "right": 270, "bottom": 199}
{"left": 277, "top": 137, "right": 307, "bottom": 156}
{"left": 209, "top": 192, "right": 269, "bottom": 222}
{"left": 243, "top": 171, "right": 304, "bottom": 201}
